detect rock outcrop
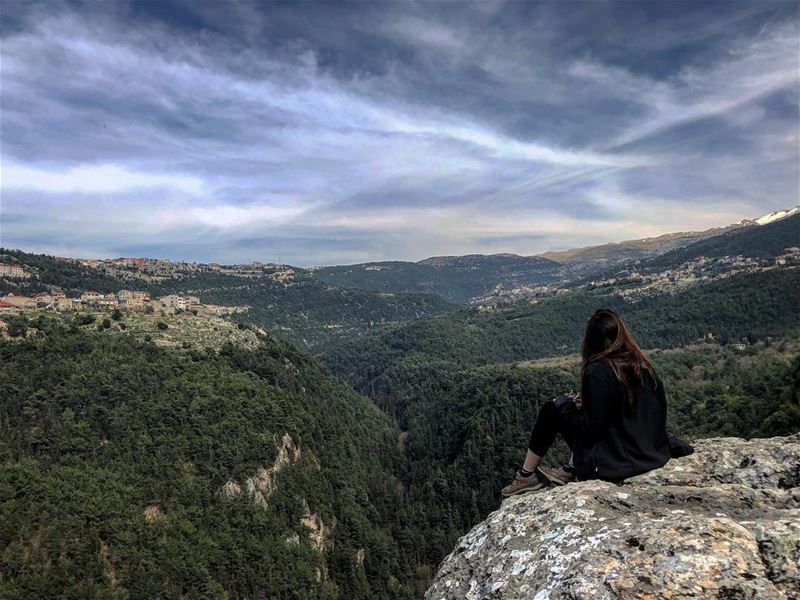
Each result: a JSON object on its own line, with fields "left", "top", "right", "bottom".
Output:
{"left": 217, "top": 432, "right": 334, "bottom": 581}
{"left": 426, "top": 434, "right": 800, "bottom": 599}
{"left": 220, "top": 432, "right": 301, "bottom": 508}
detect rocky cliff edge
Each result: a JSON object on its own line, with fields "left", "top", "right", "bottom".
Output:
{"left": 426, "top": 434, "right": 800, "bottom": 599}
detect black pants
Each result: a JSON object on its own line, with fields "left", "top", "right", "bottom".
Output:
{"left": 528, "top": 395, "right": 579, "bottom": 457}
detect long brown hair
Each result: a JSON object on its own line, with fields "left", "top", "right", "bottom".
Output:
{"left": 581, "top": 308, "right": 657, "bottom": 407}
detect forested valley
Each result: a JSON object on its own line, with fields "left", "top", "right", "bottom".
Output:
{"left": 320, "top": 267, "right": 800, "bottom": 566}
{"left": 1, "top": 318, "right": 420, "bottom": 598}
{"left": 1, "top": 216, "right": 799, "bottom": 597}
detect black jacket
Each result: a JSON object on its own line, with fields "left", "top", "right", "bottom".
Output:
{"left": 572, "top": 362, "right": 670, "bottom": 482}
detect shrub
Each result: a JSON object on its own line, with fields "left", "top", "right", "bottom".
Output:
{"left": 6, "top": 317, "right": 28, "bottom": 338}
{"left": 76, "top": 313, "right": 95, "bottom": 326}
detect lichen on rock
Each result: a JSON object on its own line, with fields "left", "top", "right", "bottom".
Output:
{"left": 426, "top": 434, "right": 800, "bottom": 599}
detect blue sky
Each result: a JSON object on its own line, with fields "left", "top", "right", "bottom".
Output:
{"left": 1, "top": 0, "right": 798, "bottom": 265}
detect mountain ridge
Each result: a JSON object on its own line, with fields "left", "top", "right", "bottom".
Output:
{"left": 537, "top": 205, "right": 798, "bottom": 266}
{"left": 310, "top": 206, "right": 798, "bottom": 302}
{"left": 640, "top": 212, "right": 800, "bottom": 272}
{"left": 3, "top": 206, "right": 795, "bottom": 275}
{"left": 539, "top": 223, "right": 746, "bottom": 265}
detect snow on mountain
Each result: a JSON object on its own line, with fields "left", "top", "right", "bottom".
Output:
{"left": 755, "top": 206, "right": 800, "bottom": 225}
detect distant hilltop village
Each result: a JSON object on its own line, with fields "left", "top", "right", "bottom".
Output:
{"left": 78, "top": 256, "right": 295, "bottom": 283}
{"left": 473, "top": 247, "right": 800, "bottom": 308}
{"left": 0, "top": 255, "right": 298, "bottom": 316}
{"left": 0, "top": 287, "right": 249, "bottom": 317}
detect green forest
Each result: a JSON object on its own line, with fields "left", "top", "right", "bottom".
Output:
{"left": 323, "top": 268, "right": 800, "bottom": 389}
{"left": 0, "top": 319, "right": 419, "bottom": 599}
{"left": 311, "top": 255, "right": 559, "bottom": 303}
{"left": 2, "top": 307, "right": 798, "bottom": 597}
{"left": 2, "top": 217, "right": 799, "bottom": 597}
{"left": 165, "top": 278, "right": 457, "bottom": 350}
{"left": 376, "top": 342, "right": 800, "bottom": 564}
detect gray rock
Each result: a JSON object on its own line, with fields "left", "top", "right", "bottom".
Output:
{"left": 426, "top": 434, "right": 800, "bottom": 599}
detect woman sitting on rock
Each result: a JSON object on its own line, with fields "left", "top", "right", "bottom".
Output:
{"left": 502, "top": 308, "right": 671, "bottom": 496}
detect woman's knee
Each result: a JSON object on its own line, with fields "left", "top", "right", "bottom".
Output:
{"left": 538, "top": 399, "right": 558, "bottom": 418}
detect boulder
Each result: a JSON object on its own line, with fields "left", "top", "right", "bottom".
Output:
{"left": 426, "top": 434, "right": 800, "bottom": 599}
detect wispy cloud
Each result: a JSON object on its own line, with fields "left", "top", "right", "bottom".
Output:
{"left": 2, "top": 162, "right": 204, "bottom": 194}
{"left": 1, "top": 0, "right": 797, "bottom": 264}
{"left": 157, "top": 203, "right": 309, "bottom": 229}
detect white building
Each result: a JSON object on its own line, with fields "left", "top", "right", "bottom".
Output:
{"left": 0, "top": 263, "right": 27, "bottom": 278}
{"left": 33, "top": 294, "right": 54, "bottom": 307}
{"left": 117, "top": 289, "right": 148, "bottom": 302}
{"left": 159, "top": 294, "right": 200, "bottom": 310}
{"left": 55, "top": 297, "right": 77, "bottom": 310}
{"left": 97, "top": 294, "right": 119, "bottom": 308}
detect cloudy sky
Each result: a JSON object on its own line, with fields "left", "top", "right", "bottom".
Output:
{"left": 1, "top": 0, "right": 798, "bottom": 265}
